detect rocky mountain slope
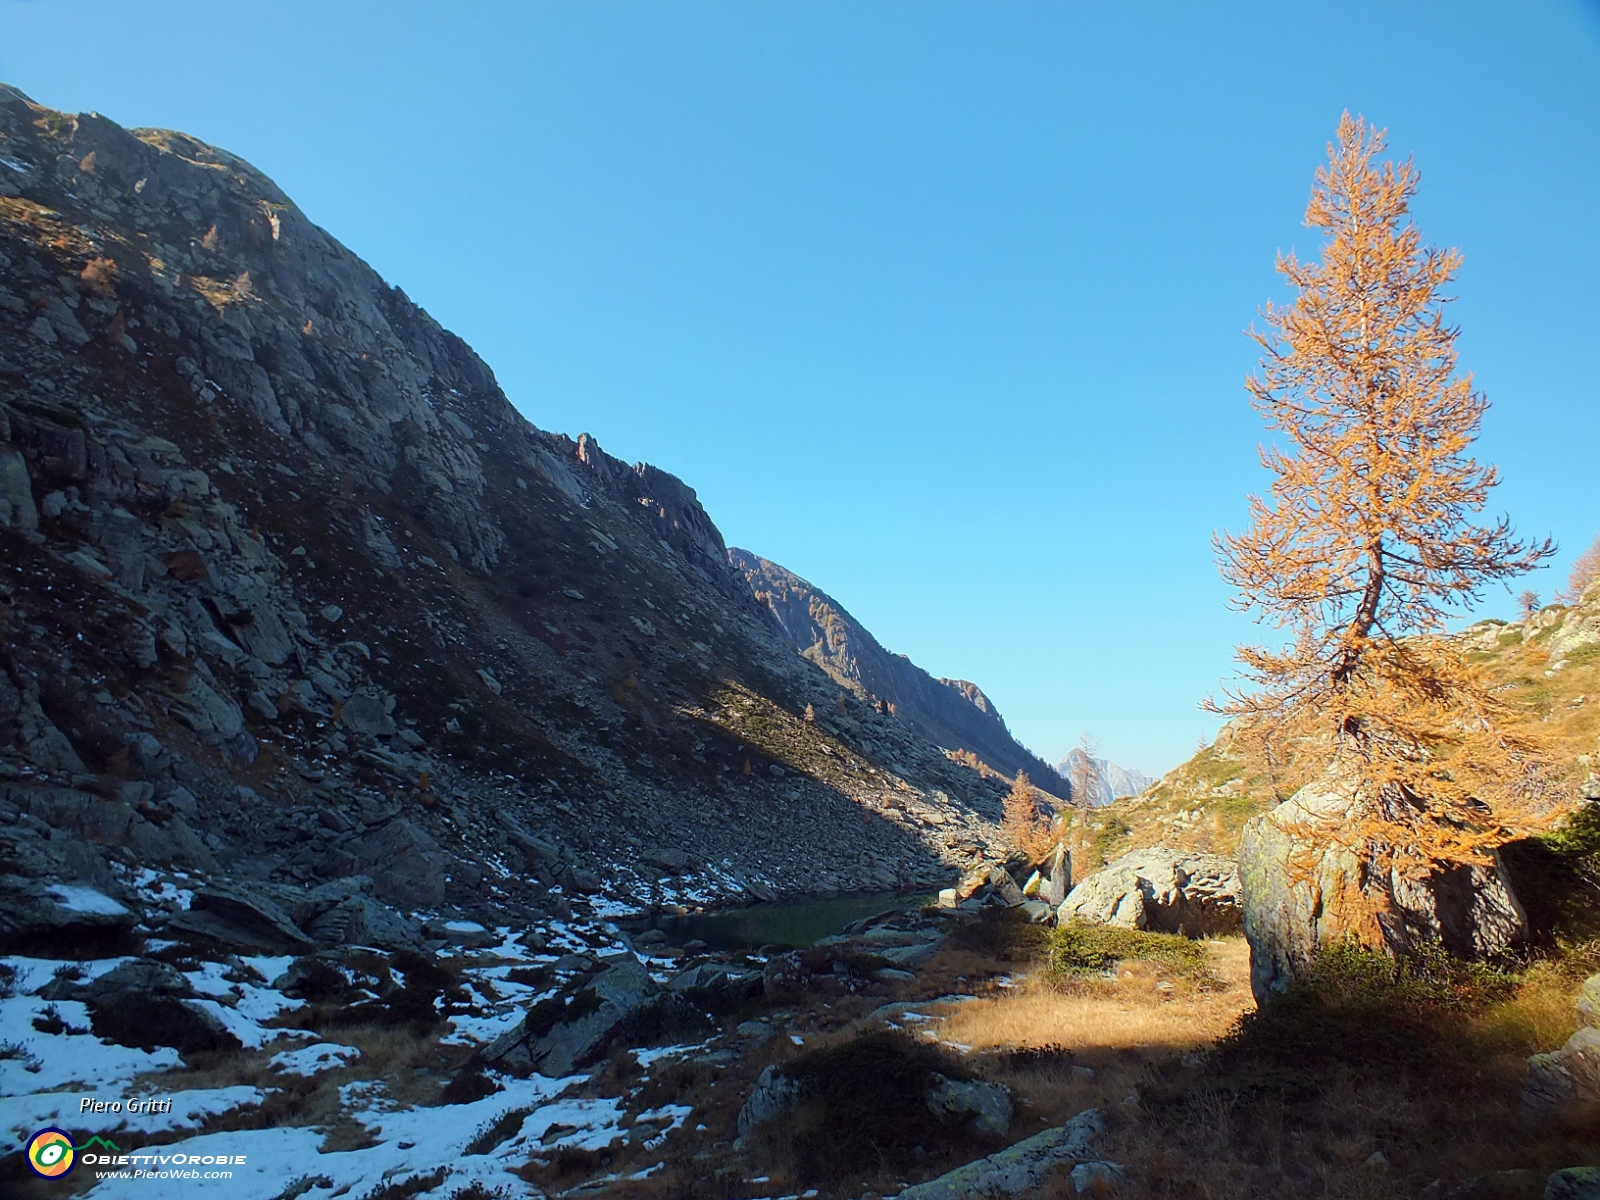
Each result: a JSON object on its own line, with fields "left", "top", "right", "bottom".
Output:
{"left": 0, "top": 83, "right": 1025, "bottom": 925}
{"left": 1075, "top": 581, "right": 1600, "bottom": 868}
{"left": 1055, "top": 748, "right": 1151, "bottom": 807}
{"left": 731, "top": 549, "right": 1066, "bottom": 796}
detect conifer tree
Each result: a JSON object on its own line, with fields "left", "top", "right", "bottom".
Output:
{"left": 1560, "top": 534, "right": 1600, "bottom": 603}
{"left": 1212, "top": 113, "right": 1555, "bottom": 872}
{"left": 1001, "top": 770, "right": 1053, "bottom": 860}
{"left": 1067, "top": 733, "right": 1104, "bottom": 809}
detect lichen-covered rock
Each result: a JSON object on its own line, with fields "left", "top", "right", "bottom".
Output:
{"left": 1056, "top": 847, "right": 1241, "bottom": 937}
{"left": 1548, "top": 1166, "right": 1600, "bottom": 1200}
{"left": 894, "top": 1108, "right": 1105, "bottom": 1200}
{"left": 1239, "top": 782, "right": 1527, "bottom": 1003}
{"left": 1525, "top": 1027, "right": 1600, "bottom": 1116}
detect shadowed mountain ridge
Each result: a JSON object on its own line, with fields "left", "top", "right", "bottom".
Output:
{"left": 730, "top": 548, "right": 1067, "bottom": 796}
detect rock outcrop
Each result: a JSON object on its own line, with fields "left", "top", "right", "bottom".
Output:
{"left": 1548, "top": 1167, "right": 1600, "bottom": 1200}
{"left": 480, "top": 954, "right": 661, "bottom": 1077}
{"left": 1239, "top": 782, "right": 1528, "bottom": 1002}
{"left": 1056, "top": 847, "right": 1242, "bottom": 936}
{"left": 731, "top": 549, "right": 1066, "bottom": 795}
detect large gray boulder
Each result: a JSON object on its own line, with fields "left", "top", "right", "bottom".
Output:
{"left": 1548, "top": 1167, "right": 1600, "bottom": 1199}
{"left": 354, "top": 818, "right": 447, "bottom": 907}
{"left": 0, "top": 445, "right": 38, "bottom": 531}
{"left": 927, "top": 1073, "right": 1013, "bottom": 1136}
{"left": 41, "top": 958, "right": 241, "bottom": 1055}
{"left": 341, "top": 690, "right": 397, "bottom": 739}
{"left": 667, "top": 961, "right": 764, "bottom": 1008}
{"left": 481, "top": 954, "right": 661, "bottom": 1077}
{"left": 1525, "top": 1028, "right": 1600, "bottom": 1117}
{"left": 1056, "top": 847, "right": 1241, "bottom": 937}
{"left": 737, "top": 1064, "right": 801, "bottom": 1137}
{"left": 167, "top": 883, "right": 314, "bottom": 953}
{"left": 1042, "top": 842, "right": 1071, "bottom": 908}
{"left": 1239, "top": 782, "right": 1527, "bottom": 1003}
{"left": 286, "top": 876, "right": 422, "bottom": 950}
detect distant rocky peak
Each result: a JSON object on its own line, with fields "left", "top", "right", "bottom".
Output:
{"left": 1057, "top": 749, "right": 1153, "bottom": 807}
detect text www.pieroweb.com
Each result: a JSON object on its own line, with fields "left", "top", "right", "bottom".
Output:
{"left": 85, "top": 1151, "right": 243, "bottom": 1181}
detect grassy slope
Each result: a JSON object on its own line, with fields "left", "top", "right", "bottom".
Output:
{"left": 1072, "top": 589, "right": 1600, "bottom": 870}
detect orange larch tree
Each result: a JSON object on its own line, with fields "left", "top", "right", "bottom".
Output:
{"left": 1560, "top": 533, "right": 1600, "bottom": 603}
{"left": 1212, "top": 113, "right": 1556, "bottom": 872}
{"left": 1000, "top": 770, "right": 1054, "bottom": 861}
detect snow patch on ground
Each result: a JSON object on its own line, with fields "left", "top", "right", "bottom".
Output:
{"left": 188, "top": 996, "right": 313, "bottom": 1051}
{"left": 179, "top": 961, "right": 310, "bottom": 1047}
{"left": 633, "top": 1042, "right": 710, "bottom": 1069}
{"left": 47, "top": 884, "right": 131, "bottom": 915}
{"left": 268, "top": 1042, "right": 360, "bottom": 1077}
{"left": 82, "top": 1073, "right": 621, "bottom": 1199}
{"left": 2, "top": 954, "right": 132, "bottom": 997}
{"left": 0, "top": 959, "right": 184, "bottom": 1100}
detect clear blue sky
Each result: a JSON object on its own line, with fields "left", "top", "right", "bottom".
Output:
{"left": 5, "top": 2, "right": 1598, "bottom": 778}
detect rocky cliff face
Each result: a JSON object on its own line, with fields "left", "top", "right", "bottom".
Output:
{"left": 0, "top": 85, "right": 1018, "bottom": 918}
{"left": 730, "top": 549, "right": 1066, "bottom": 796}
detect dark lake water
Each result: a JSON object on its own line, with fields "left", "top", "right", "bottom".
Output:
{"left": 654, "top": 891, "right": 936, "bottom": 951}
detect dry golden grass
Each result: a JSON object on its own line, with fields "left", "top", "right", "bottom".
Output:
{"left": 1471, "top": 959, "right": 1584, "bottom": 1057}
{"left": 932, "top": 937, "right": 1254, "bottom": 1055}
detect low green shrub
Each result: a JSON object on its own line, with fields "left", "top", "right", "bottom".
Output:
{"left": 1047, "top": 920, "right": 1214, "bottom": 982}
{"left": 1501, "top": 801, "right": 1600, "bottom": 944}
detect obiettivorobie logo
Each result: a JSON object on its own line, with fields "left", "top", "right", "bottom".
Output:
{"left": 25, "top": 1127, "right": 250, "bottom": 1179}
{"left": 26, "top": 1129, "right": 122, "bottom": 1179}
